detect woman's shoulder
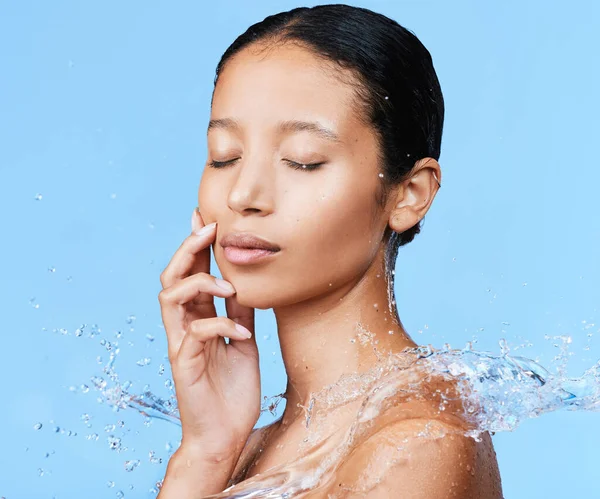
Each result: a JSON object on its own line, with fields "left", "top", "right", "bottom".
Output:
{"left": 330, "top": 418, "right": 503, "bottom": 498}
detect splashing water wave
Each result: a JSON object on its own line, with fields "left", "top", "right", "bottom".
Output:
{"left": 86, "top": 331, "right": 600, "bottom": 498}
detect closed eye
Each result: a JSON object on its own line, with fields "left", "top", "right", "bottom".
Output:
{"left": 207, "top": 158, "right": 324, "bottom": 171}
{"left": 283, "top": 159, "right": 325, "bottom": 171}
{"left": 207, "top": 158, "right": 239, "bottom": 168}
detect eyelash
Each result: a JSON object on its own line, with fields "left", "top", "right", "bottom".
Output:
{"left": 208, "top": 158, "right": 324, "bottom": 171}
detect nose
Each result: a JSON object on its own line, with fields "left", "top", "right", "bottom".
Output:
{"left": 226, "top": 156, "right": 275, "bottom": 216}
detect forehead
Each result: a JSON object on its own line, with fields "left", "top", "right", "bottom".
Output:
{"left": 210, "top": 43, "right": 364, "bottom": 139}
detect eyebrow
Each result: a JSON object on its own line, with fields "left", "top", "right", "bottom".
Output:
{"left": 207, "top": 118, "right": 341, "bottom": 143}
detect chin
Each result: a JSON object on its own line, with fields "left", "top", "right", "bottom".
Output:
{"left": 232, "top": 289, "right": 276, "bottom": 310}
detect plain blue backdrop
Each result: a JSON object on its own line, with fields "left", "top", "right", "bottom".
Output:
{"left": 1, "top": 1, "right": 599, "bottom": 498}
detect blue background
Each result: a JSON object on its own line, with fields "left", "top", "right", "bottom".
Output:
{"left": 1, "top": 1, "right": 599, "bottom": 497}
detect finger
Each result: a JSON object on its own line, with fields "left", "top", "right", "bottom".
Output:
{"left": 159, "top": 273, "right": 236, "bottom": 360}
{"left": 176, "top": 317, "right": 253, "bottom": 365}
{"left": 160, "top": 222, "right": 216, "bottom": 289}
{"left": 225, "top": 293, "right": 256, "bottom": 352}
{"left": 190, "top": 208, "right": 213, "bottom": 277}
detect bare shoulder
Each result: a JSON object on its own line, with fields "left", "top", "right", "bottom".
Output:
{"left": 327, "top": 418, "right": 503, "bottom": 499}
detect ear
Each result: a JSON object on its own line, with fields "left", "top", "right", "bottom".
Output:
{"left": 388, "top": 158, "right": 441, "bottom": 234}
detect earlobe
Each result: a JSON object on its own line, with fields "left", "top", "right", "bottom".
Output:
{"left": 388, "top": 208, "right": 420, "bottom": 235}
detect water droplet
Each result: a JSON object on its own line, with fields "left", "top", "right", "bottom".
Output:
{"left": 149, "top": 451, "right": 162, "bottom": 464}
{"left": 124, "top": 459, "right": 140, "bottom": 472}
{"left": 136, "top": 357, "right": 151, "bottom": 367}
{"left": 108, "top": 435, "right": 122, "bottom": 451}
{"left": 34, "top": 423, "right": 42, "bottom": 430}
{"left": 34, "top": 193, "right": 43, "bottom": 201}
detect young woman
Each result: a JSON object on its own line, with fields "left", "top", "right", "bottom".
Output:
{"left": 157, "top": 4, "right": 503, "bottom": 498}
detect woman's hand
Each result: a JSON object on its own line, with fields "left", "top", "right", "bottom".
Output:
{"left": 158, "top": 208, "right": 261, "bottom": 463}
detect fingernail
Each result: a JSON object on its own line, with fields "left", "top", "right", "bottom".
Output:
{"left": 235, "top": 323, "right": 252, "bottom": 338}
{"left": 194, "top": 222, "right": 216, "bottom": 236}
{"left": 191, "top": 207, "right": 200, "bottom": 232}
{"left": 214, "top": 278, "right": 235, "bottom": 293}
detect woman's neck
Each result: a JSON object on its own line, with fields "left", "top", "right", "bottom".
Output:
{"left": 272, "top": 253, "right": 418, "bottom": 426}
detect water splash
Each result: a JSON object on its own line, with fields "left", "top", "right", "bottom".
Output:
{"left": 42, "top": 318, "right": 600, "bottom": 498}
{"left": 205, "top": 343, "right": 600, "bottom": 498}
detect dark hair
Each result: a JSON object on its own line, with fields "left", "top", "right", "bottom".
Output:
{"left": 212, "top": 4, "right": 444, "bottom": 302}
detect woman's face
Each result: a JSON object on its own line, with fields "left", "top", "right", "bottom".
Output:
{"left": 199, "top": 43, "right": 391, "bottom": 310}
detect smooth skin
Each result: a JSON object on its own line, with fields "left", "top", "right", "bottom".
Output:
{"left": 158, "top": 41, "right": 502, "bottom": 498}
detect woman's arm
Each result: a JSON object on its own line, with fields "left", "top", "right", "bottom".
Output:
{"left": 158, "top": 426, "right": 266, "bottom": 498}
{"left": 157, "top": 443, "right": 240, "bottom": 499}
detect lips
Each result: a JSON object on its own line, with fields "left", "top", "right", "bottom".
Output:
{"left": 220, "top": 232, "right": 280, "bottom": 266}
{"left": 220, "top": 232, "right": 281, "bottom": 252}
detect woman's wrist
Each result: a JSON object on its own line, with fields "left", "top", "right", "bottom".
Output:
{"left": 157, "top": 443, "right": 239, "bottom": 499}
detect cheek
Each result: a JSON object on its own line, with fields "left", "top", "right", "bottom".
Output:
{"left": 308, "top": 173, "right": 378, "bottom": 247}
{"left": 284, "top": 179, "right": 379, "bottom": 281}
{"left": 197, "top": 173, "right": 219, "bottom": 222}
{"left": 314, "top": 194, "right": 377, "bottom": 259}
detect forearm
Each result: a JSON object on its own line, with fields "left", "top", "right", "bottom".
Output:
{"left": 157, "top": 445, "right": 238, "bottom": 499}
